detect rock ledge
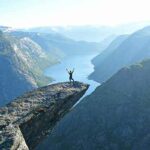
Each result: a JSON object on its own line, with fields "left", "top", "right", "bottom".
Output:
{"left": 0, "top": 81, "right": 89, "bottom": 149}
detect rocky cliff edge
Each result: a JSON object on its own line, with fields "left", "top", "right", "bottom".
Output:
{"left": 0, "top": 81, "right": 89, "bottom": 150}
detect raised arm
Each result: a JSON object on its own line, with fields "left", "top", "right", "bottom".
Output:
{"left": 66, "top": 68, "right": 69, "bottom": 73}
{"left": 72, "top": 68, "right": 75, "bottom": 73}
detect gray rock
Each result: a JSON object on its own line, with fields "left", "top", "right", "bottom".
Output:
{"left": 0, "top": 81, "right": 89, "bottom": 149}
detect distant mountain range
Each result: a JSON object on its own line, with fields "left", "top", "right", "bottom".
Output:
{"left": 90, "top": 26, "right": 150, "bottom": 83}
{"left": 25, "top": 22, "right": 150, "bottom": 42}
{"left": 37, "top": 59, "right": 150, "bottom": 150}
{"left": 10, "top": 31, "right": 103, "bottom": 56}
{"left": 26, "top": 26, "right": 115, "bottom": 42}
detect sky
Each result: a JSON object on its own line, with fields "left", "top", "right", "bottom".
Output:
{"left": 0, "top": 0, "right": 150, "bottom": 28}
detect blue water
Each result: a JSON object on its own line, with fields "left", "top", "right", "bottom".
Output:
{"left": 45, "top": 54, "right": 100, "bottom": 98}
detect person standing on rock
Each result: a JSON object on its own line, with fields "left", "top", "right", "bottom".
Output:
{"left": 66, "top": 68, "right": 75, "bottom": 83}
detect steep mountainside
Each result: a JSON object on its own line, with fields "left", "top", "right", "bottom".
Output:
{"left": 0, "top": 31, "right": 58, "bottom": 106}
{"left": 90, "top": 26, "right": 150, "bottom": 83}
{"left": 91, "top": 35, "right": 129, "bottom": 66}
{"left": 38, "top": 59, "right": 150, "bottom": 150}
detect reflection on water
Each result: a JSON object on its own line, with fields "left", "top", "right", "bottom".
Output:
{"left": 45, "top": 54, "right": 100, "bottom": 99}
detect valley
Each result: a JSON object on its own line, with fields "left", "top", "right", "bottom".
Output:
{"left": 0, "top": 28, "right": 102, "bottom": 107}
{"left": 1, "top": 0, "right": 150, "bottom": 149}
{"left": 2, "top": 24, "right": 150, "bottom": 149}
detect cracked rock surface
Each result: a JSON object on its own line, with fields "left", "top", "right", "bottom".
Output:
{"left": 0, "top": 81, "right": 89, "bottom": 149}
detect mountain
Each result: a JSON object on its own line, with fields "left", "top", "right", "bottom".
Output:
{"left": 37, "top": 59, "right": 150, "bottom": 150}
{"left": 26, "top": 22, "right": 150, "bottom": 42}
{"left": 25, "top": 26, "right": 116, "bottom": 42}
{"left": 10, "top": 31, "right": 102, "bottom": 57}
{"left": 0, "top": 81, "right": 88, "bottom": 150}
{"left": 0, "top": 26, "right": 13, "bottom": 32}
{"left": 91, "top": 34, "right": 129, "bottom": 66}
{"left": 0, "top": 31, "right": 58, "bottom": 106}
{"left": 90, "top": 26, "right": 150, "bottom": 83}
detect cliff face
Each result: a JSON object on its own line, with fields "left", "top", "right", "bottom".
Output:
{"left": 40, "top": 59, "right": 150, "bottom": 150}
{"left": 0, "top": 81, "right": 89, "bottom": 150}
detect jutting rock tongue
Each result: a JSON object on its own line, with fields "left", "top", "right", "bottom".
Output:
{"left": 0, "top": 81, "right": 89, "bottom": 150}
